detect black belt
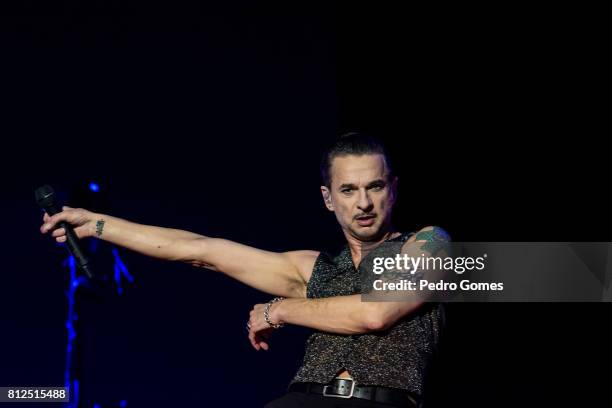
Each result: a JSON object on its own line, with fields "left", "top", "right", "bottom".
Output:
{"left": 288, "top": 379, "right": 418, "bottom": 407}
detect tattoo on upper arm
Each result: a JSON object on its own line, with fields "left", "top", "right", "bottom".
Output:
{"left": 95, "top": 219, "right": 105, "bottom": 237}
{"left": 415, "top": 226, "right": 451, "bottom": 255}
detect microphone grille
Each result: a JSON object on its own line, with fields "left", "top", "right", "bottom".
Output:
{"left": 35, "top": 185, "right": 56, "bottom": 208}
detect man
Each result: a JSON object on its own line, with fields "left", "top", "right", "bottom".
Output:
{"left": 41, "top": 133, "right": 447, "bottom": 407}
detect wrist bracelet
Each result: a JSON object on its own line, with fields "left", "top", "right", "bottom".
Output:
{"left": 264, "top": 297, "right": 285, "bottom": 329}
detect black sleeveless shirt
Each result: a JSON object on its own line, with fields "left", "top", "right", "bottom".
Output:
{"left": 290, "top": 232, "right": 444, "bottom": 396}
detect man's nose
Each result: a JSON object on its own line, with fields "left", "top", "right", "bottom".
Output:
{"left": 357, "top": 189, "right": 374, "bottom": 212}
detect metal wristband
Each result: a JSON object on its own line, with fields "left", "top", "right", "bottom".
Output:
{"left": 264, "top": 297, "right": 285, "bottom": 329}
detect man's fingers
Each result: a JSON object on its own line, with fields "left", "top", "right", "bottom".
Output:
{"left": 51, "top": 228, "right": 66, "bottom": 238}
{"left": 40, "top": 208, "right": 92, "bottom": 241}
{"left": 42, "top": 211, "right": 73, "bottom": 233}
{"left": 41, "top": 215, "right": 62, "bottom": 233}
{"left": 249, "top": 329, "right": 271, "bottom": 351}
{"left": 248, "top": 331, "right": 260, "bottom": 350}
{"left": 253, "top": 332, "right": 270, "bottom": 351}
{"left": 45, "top": 224, "right": 87, "bottom": 240}
{"left": 248, "top": 331, "right": 255, "bottom": 347}
{"left": 56, "top": 236, "right": 67, "bottom": 243}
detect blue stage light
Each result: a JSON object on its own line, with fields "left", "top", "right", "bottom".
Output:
{"left": 89, "top": 182, "right": 100, "bottom": 192}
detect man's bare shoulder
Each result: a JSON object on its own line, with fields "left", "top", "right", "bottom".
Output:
{"left": 407, "top": 226, "right": 451, "bottom": 243}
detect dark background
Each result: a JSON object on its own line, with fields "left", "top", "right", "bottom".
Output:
{"left": 1, "top": 1, "right": 608, "bottom": 407}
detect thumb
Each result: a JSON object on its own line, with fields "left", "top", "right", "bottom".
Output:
{"left": 62, "top": 206, "right": 73, "bottom": 211}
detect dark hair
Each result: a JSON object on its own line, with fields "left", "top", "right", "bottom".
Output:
{"left": 320, "top": 132, "right": 393, "bottom": 187}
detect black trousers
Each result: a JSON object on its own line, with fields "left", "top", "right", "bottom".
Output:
{"left": 264, "top": 391, "right": 409, "bottom": 408}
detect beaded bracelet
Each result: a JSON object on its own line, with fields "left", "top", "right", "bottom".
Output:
{"left": 264, "top": 297, "right": 285, "bottom": 329}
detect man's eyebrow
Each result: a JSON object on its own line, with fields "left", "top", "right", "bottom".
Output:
{"left": 338, "top": 179, "right": 387, "bottom": 190}
{"left": 366, "top": 179, "right": 387, "bottom": 188}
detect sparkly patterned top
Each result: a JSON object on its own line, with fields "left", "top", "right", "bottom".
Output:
{"left": 290, "top": 232, "right": 444, "bottom": 397}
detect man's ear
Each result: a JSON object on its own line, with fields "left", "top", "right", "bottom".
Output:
{"left": 320, "top": 186, "right": 334, "bottom": 211}
{"left": 390, "top": 176, "right": 399, "bottom": 204}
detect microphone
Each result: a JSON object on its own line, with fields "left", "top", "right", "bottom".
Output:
{"left": 35, "top": 185, "right": 94, "bottom": 279}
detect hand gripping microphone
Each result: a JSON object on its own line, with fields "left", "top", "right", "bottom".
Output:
{"left": 35, "top": 185, "right": 94, "bottom": 278}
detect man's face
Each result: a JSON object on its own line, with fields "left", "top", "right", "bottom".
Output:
{"left": 321, "top": 153, "right": 397, "bottom": 242}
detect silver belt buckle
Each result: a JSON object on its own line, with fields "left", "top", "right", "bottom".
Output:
{"left": 322, "top": 378, "right": 355, "bottom": 398}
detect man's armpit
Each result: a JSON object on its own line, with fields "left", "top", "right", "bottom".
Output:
{"left": 284, "top": 250, "right": 320, "bottom": 292}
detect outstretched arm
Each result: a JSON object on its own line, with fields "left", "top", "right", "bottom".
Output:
{"left": 276, "top": 294, "right": 418, "bottom": 334}
{"left": 40, "top": 207, "right": 318, "bottom": 298}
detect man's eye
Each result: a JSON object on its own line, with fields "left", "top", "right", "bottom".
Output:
{"left": 370, "top": 185, "right": 384, "bottom": 191}
{"left": 341, "top": 189, "right": 353, "bottom": 194}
